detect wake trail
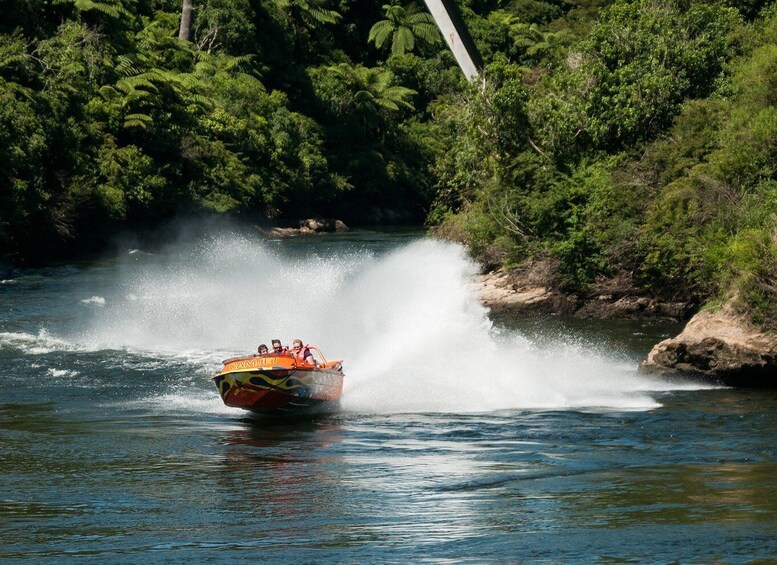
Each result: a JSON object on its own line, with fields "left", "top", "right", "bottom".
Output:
{"left": 5, "top": 233, "right": 712, "bottom": 412}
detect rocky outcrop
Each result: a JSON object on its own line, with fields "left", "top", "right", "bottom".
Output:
{"left": 269, "top": 219, "right": 349, "bottom": 236}
{"left": 475, "top": 263, "right": 776, "bottom": 386}
{"left": 640, "top": 305, "right": 777, "bottom": 387}
{"left": 573, "top": 295, "right": 690, "bottom": 319}
{"left": 474, "top": 264, "right": 691, "bottom": 320}
{"left": 474, "top": 270, "right": 578, "bottom": 315}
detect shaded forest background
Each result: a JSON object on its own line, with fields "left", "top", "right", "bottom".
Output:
{"left": 2, "top": 0, "right": 777, "bottom": 323}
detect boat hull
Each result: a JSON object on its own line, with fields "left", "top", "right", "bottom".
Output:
{"left": 213, "top": 355, "right": 344, "bottom": 413}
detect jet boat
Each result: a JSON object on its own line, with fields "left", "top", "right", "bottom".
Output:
{"left": 213, "top": 345, "right": 344, "bottom": 413}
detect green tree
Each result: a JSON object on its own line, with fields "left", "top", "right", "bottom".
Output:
{"left": 328, "top": 63, "right": 416, "bottom": 133}
{"left": 68, "top": 0, "right": 130, "bottom": 19}
{"left": 368, "top": 2, "right": 440, "bottom": 55}
{"left": 530, "top": 0, "right": 740, "bottom": 159}
{"left": 486, "top": 11, "right": 571, "bottom": 65}
{"left": 270, "top": 0, "right": 341, "bottom": 61}
{"left": 273, "top": 0, "right": 341, "bottom": 27}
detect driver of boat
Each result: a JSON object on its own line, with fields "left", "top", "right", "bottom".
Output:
{"left": 271, "top": 339, "right": 287, "bottom": 355}
{"left": 257, "top": 344, "right": 269, "bottom": 355}
{"left": 292, "top": 339, "right": 316, "bottom": 365}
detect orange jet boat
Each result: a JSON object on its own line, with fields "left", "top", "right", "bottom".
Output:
{"left": 213, "top": 345, "right": 344, "bottom": 413}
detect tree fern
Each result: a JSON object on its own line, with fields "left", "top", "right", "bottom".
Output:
{"left": 330, "top": 63, "right": 416, "bottom": 115}
{"left": 71, "top": 0, "right": 130, "bottom": 18}
{"left": 116, "top": 76, "right": 159, "bottom": 94}
{"left": 369, "top": 21, "right": 394, "bottom": 49}
{"left": 380, "top": 85, "right": 416, "bottom": 111}
{"left": 123, "top": 113, "right": 153, "bottom": 129}
{"left": 115, "top": 55, "right": 141, "bottom": 77}
{"left": 392, "top": 26, "right": 415, "bottom": 55}
{"left": 273, "top": 0, "right": 341, "bottom": 27}
{"left": 369, "top": 2, "right": 441, "bottom": 55}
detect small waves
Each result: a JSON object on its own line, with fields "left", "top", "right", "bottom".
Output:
{"left": 0, "top": 329, "right": 227, "bottom": 369}
{"left": 46, "top": 368, "right": 80, "bottom": 378}
{"left": 0, "top": 330, "right": 83, "bottom": 355}
{"left": 122, "top": 389, "right": 243, "bottom": 416}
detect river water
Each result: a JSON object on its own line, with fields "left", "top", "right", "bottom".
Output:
{"left": 2, "top": 229, "right": 776, "bottom": 562}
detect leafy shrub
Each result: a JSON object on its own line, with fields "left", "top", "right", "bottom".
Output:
{"left": 725, "top": 223, "right": 777, "bottom": 328}
{"left": 530, "top": 0, "right": 740, "bottom": 158}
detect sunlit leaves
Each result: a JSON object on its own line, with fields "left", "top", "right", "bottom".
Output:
{"left": 487, "top": 10, "right": 571, "bottom": 65}
{"left": 70, "top": 0, "right": 130, "bottom": 18}
{"left": 530, "top": 0, "right": 741, "bottom": 158}
{"left": 369, "top": 2, "right": 440, "bottom": 55}
{"left": 53, "top": 0, "right": 132, "bottom": 24}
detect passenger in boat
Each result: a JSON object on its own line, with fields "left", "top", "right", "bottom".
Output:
{"left": 271, "top": 339, "right": 287, "bottom": 355}
{"left": 292, "top": 339, "right": 316, "bottom": 365}
{"left": 257, "top": 344, "right": 269, "bottom": 355}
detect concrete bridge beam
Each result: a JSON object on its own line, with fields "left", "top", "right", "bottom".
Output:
{"left": 422, "top": 0, "right": 483, "bottom": 81}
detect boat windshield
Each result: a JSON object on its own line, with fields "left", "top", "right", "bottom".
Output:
{"left": 307, "top": 345, "right": 327, "bottom": 366}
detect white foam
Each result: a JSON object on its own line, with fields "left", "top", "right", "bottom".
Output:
{"left": 0, "top": 329, "right": 84, "bottom": 355}
{"left": 128, "top": 389, "right": 244, "bottom": 416}
{"left": 47, "top": 368, "right": 79, "bottom": 378}
{"left": 61, "top": 234, "right": 700, "bottom": 413}
{"left": 81, "top": 296, "right": 106, "bottom": 305}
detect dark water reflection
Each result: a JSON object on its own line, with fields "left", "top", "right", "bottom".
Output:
{"left": 3, "top": 389, "right": 777, "bottom": 561}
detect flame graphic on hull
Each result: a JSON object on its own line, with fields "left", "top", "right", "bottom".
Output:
{"left": 213, "top": 352, "right": 344, "bottom": 413}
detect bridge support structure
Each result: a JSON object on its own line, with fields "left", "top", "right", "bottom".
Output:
{"left": 422, "top": 0, "right": 483, "bottom": 81}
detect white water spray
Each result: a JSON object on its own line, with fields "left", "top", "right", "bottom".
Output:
{"left": 70, "top": 233, "right": 695, "bottom": 412}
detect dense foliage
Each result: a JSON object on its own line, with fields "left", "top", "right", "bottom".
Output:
{"left": 433, "top": 0, "right": 777, "bottom": 325}
{"left": 2, "top": 0, "right": 777, "bottom": 324}
{"left": 0, "top": 0, "right": 461, "bottom": 257}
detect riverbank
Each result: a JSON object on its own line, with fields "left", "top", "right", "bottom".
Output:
{"left": 474, "top": 265, "right": 693, "bottom": 321}
{"left": 475, "top": 265, "right": 777, "bottom": 387}
{"left": 266, "top": 218, "right": 350, "bottom": 236}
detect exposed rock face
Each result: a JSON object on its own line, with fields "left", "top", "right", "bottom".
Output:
{"left": 640, "top": 305, "right": 777, "bottom": 387}
{"left": 298, "top": 218, "right": 349, "bottom": 233}
{"left": 474, "top": 270, "right": 577, "bottom": 315}
{"left": 474, "top": 262, "right": 776, "bottom": 386}
{"left": 473, "top": 264, "right": 691, "bottom": 320}
{"left": 269, "top": 219, "right": 349, "bottom": 236}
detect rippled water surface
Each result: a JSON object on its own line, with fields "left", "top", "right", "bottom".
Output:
{"left": 2, "top": 229, "right": 776, "bottom": 562}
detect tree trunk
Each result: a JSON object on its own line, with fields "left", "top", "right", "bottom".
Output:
{"left": 179, "top": 0, "right": 193, "bottom": 41}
